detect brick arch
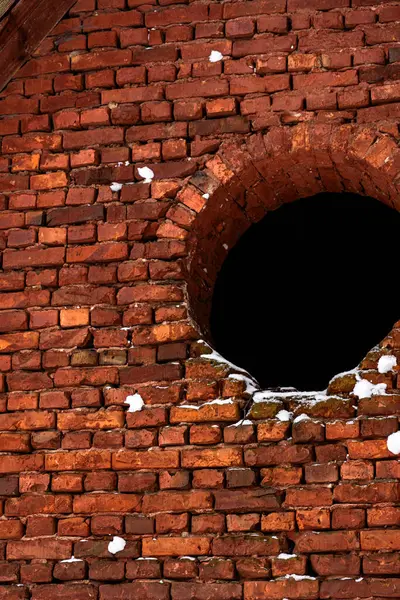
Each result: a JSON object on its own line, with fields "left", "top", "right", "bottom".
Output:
{"left": 180, "top": 122, "right": 400, "bottom": 345}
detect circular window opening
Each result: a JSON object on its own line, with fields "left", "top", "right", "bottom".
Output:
{"left": 210, "top": 192, "right": 400, "bottom": 391}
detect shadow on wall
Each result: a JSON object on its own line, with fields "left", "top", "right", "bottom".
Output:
{"left": 210, "top": 192, "right": 400, "bottom": 391}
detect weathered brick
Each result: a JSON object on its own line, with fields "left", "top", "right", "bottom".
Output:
{"left": 99, "top": 582, "right": 169, "bottom": 600}
{"left": 3, "top": 247, "right": 65, "bottom": 270}
{"left": 143, "top": 536, "right": 210, "bottom": 556}
{"left": 7, "top": 540, "right": 72, "bottom": 560}
{"left": 5, "top": 494, "right": 72, "bottom": 516}
{"left": 73, "top": 493, "right": 141, "bottom": 513}
{"left": 113, "top": 449, "right": 179, "bottom": 470}
{"left": 31, "top": 584, "right": 97, "bottom": 600}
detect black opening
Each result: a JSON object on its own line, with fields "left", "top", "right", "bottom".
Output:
{"left": 210, "top": 192, "right": 400, "bottom": 391}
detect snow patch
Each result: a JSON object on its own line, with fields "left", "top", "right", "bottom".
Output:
{"left": 352, "top": 378, "right": 387, "bottom": 399}
{"left": 209, "top": 50, "right": 223, "bottom": 62}
{"left": 108, "top": 536, "right": 126, "bottom": 554}
{"left": 207, "top": 398, "right": 234, "bottom": 406}
{"left": 227, "top": 419, "right": 253, "bottom": 428}
{"left": 110, "top": 182, "right": 123, "bottom": 192}
{"left": 293, "top": 413, "right": 310, "bottom": 424}
{"left": 284, "top": 574, "right": 316, "bottom": 581}
{"left": 138, "top": 166, "right": 155, "bottom": 183}
{"left": 329, "top": 366, "right": 359, "bottom": 382}
{"left": 276, "top": 410, "right": 292, "bottom": 422}
{"left": 60, "top": 556, "right": 83, "bottom": 563}
{"left": 228, "top": 373, "right": 259, "bottom": 394}
{"left": 277, "top": 553, "right": 297, "bottom": 560}
{"left": 200, "top": 348, "right": 250, "bottom": 375}
{"left": 387, "top": 430, "right": 400, "bottom": 454}
{"left": 202, "top": 193, "right": 210, "bottom": 199}
{"left": 178, "top": 398, "right": 234, "bottom": 411}
{"left": 378, "top": 355, "right": 397, "bottom": 374}
{"left": 253, "top": 389, "right": 326, "bottom": 402}
{"left": 125, "top": 393, "right": 144, "bottom": 412}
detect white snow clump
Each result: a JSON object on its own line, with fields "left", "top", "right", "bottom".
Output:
{"left": 125, "top": 393, "right": 144, "bottom": 412}
{"left": 138, "top": 166, "right": 155, "bottom": 183}
{"left": 209, "top": 50, "right": 223, "bottom": 62}
{"left": 387, "top": 430, "right": 400, "bottom": 455}
{"left": 378, "top": 355, "right": 397, "bottom": 374}
{"left": 352, "top": 379, "right": 387, "bottom": 399}
{"left": 110, "top": 182, "right": 123, "bottom": 192}
{"left": 60, "top": 556, "right": 83, "bottom": 563}
{"left": 293, "top": 413, "right": 310, "bottom": 424}
{"left": 108, "top": 536, "right": 126, "bottom": 554}
{"left": 276, "top": 410, "right": 292, "bottom": 422}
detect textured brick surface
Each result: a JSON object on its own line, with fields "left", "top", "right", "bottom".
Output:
{"left": 0, "top": 0, "right": 400, "bottom": 597}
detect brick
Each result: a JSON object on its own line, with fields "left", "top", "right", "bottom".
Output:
{"left": 341, "top": 460, "right": 374, "bottom": 480}
{"left": 120, "top": 363, "right": 181, "bottom": 385}
{"left": 73, "top": 493, "right": 141, "bottom": 513}
{"left": 361, "top": 529, "right": 400, "bottom": 551}
{"left": 334, "top": 482, "right": 400, "bottom": 503}
{"left": 7, "top": 540, "right": 72, "bottom": 561}
{"left": 159, "top": 470, "right": 190, "bottom": 490}
{"left": 0, "top": 474, "right": 19, "bottom": 497}
{"left": 298, "top": 30, "right": 363, "bottom": 52}
{"left": 3, "top": 247, "right": 65, "bottom": 270}
{"left": 172, "top": 583, "right": 241, "bottom": 600}
{"left": 31, "top": 585, "right": 97, "bottom": 600}
{"left": 261, "top": 512, "right": 296, "bottom": 531}
{"left": 292, "top": 530, "right": 359, "bottom": 553}
{"left": 45, "top": 449, "right": 111, "bottom": 471}
{"left": 311, "top": 553, "right": 360, "bottom": 576}
{"left": 143, "top": 490, "right": 212, "bottom": 513}
{"left": 0, "top": 521, "right": 24, "bottom": 539}
{"left": 213, "top": 534, "right": 280, "bottom": 556}
{"left": 226, "top": 18, "right": 255, "bottom": 38}
{"left": 113, "top": 449, "right": 179, "bottom": 470}
{"left": 58, "top": 409, "right": 124, "bottom": 431}
{"left": 245, "top": 445, "right": 312, "bottom": 465}
{"left": 67, "top": 242, "right": 128, "bottom": 264}
{"left": 99, "top": 582, "right": 168, "bottom": 600}
{"left": 118, "top": 472, "right": 157, "bottom": 492}
{"left": 70, "top": 50, "right": 130, "bottom": 72}
{"left": 143, "top": 536, "right": 210, "bottom": 556}
{"left": 181, "top": 447, "right": 242, "bottom": 468}
{"left": 63, "top": 127, "right": 124, "bottom": 150}
{"left": 215, "top": 489, "right": 278, "bottom": 511}
{"left": 0, "top": 310, "right": 27, "bottom": 333}
{"left": 285, "top": 486, "right": 333, "bottom": 507}
{"left": 294, "top": 70, "right": 358, "bottom": 90}
{"left": 5, "top": 494, "right": 71, "bottom": 516}
{"left": 271, "top": 554, "right": 307, "bottom": 577}
{"left": 52, "top": 285, "right": 113, "bottom": 307}
{"left": 332, "top": 507, "right": 365, "bottom": 530}
{"left": 156, "top": 513, "right": 188, "bottom": 534}
{"left": 347, "top": 439, "right": 391, "bottom": 459}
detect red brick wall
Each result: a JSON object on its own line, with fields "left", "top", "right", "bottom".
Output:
{"left": 1, "top": 0, "right": 400, "bottom": 597}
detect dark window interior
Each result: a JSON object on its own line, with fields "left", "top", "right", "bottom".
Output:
{"left": 210, "top": 192, "right": 400, "bottom": 391}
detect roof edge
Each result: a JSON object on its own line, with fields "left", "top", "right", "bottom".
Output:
{"left": 0, "top": 0, "right": 76, "bottom": 94}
